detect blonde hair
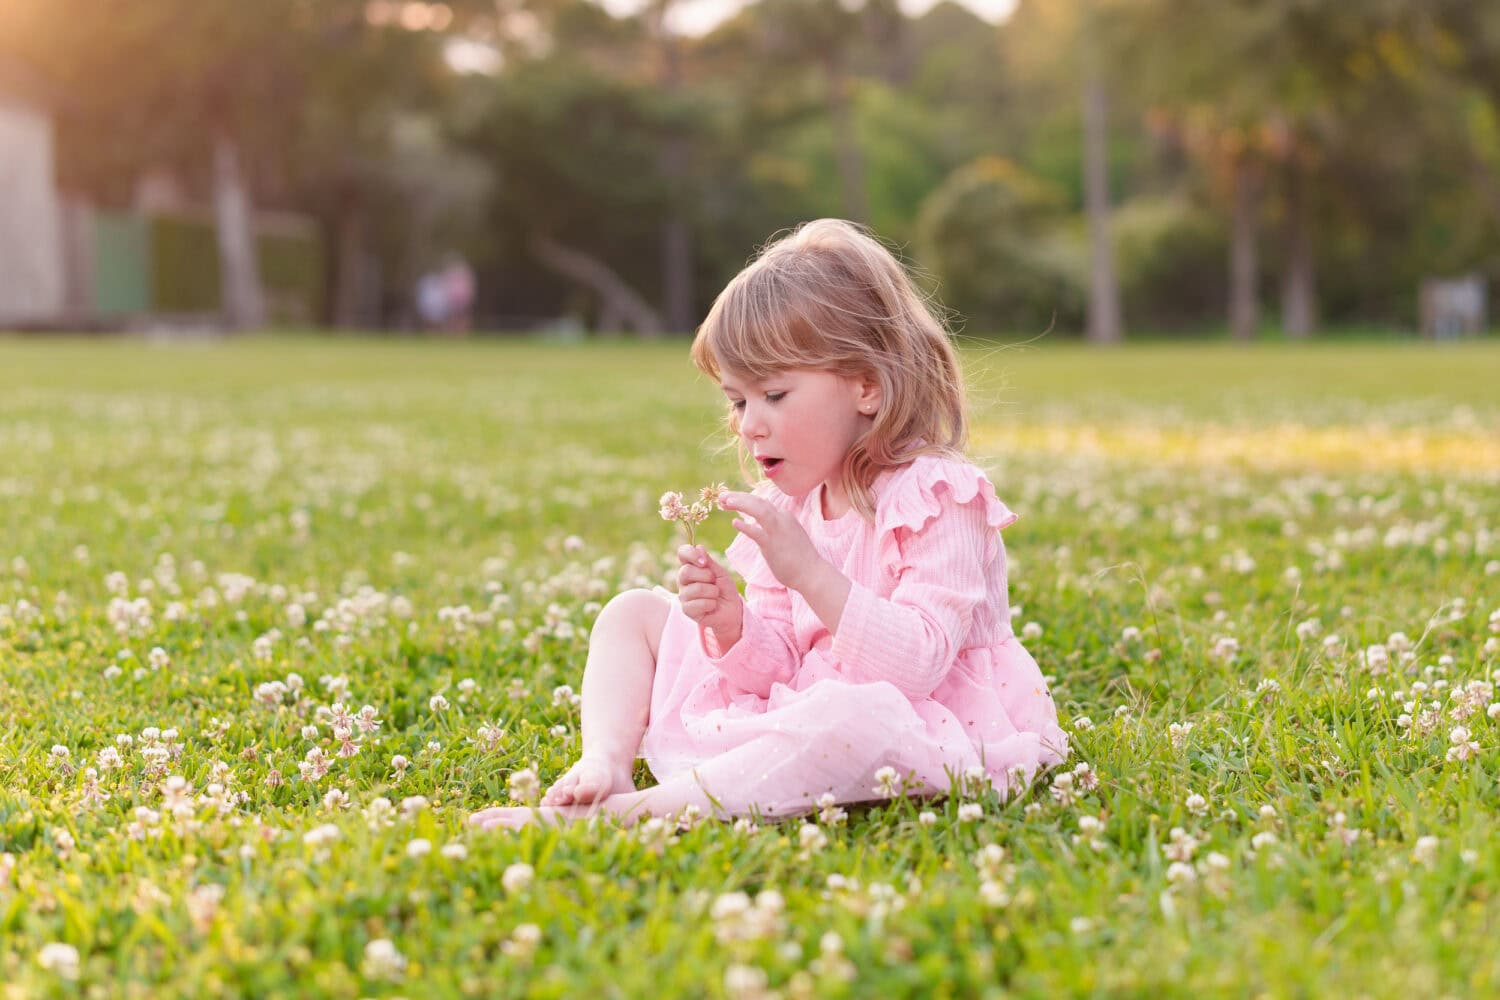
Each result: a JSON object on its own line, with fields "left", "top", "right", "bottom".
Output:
{"left": 691, "top": 218, "right": 967, "bottom": 521}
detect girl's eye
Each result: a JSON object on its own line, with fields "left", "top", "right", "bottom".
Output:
{"left": 765, "top": 392, "right": 786, "bottom": 403}
{"left": 729, "top": 400, "right": 746, "bottom": 412}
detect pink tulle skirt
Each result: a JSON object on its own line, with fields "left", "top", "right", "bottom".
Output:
{"left": 639, "top": 599, "right": 1070, "bottom": 818}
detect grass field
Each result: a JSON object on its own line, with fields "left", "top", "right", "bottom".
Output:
{"left": 1, "top": 335, "right": 1497, "bottom": 998}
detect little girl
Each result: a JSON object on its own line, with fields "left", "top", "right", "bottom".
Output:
{"left": 471, "top": 219, "right": 1067, "bottom": 830}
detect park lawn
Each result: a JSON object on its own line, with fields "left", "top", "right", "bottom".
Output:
{"left": 0, "top": 334, "right": 1497, "bottom": 998}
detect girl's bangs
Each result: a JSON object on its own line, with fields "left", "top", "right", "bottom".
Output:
{"left": 700, "top": 288, "right": 824, "bottom": 381}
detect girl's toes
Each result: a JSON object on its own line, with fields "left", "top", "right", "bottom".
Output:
{"left": 569, "top": 758, "right": 617, "bottom": 804}
{"left": 542, "top": 772, "right": 578, "bottom": 806}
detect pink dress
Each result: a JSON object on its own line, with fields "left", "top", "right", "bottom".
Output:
{"left": 641, "top": 454, "right": 1069, "bottom": 817}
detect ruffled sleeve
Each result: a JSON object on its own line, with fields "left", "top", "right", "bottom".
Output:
{"left": 831, "top": 456, "right": 1015, "bottom": 700}
{"left": 703, "top": 485, "right": 801, "bottom": 697}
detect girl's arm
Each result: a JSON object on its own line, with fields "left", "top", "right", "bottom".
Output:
{"left": 827, "top": 492, "right": 991, "bottom": 699}
{"left": 701, "top": 580, "right": 800, "bottom": 697}
{"left": 723, "top": 489, "right": 990, "bottom": 700}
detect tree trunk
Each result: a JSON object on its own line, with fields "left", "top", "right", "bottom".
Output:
{"left": 1229, "top": 157, "right": 1261, "bottom": 342}
{"left": 1081, "top": 16, "right": 1122, "bottom": 345}
{"left": 1280, "top": 159, "right": 1316, "bottom": 338}
{"left": 531, "top": 235, "right": 662, "bottom": 335}
{"left": 661, "top": 192, "right": 694, "bottom": 335}
{"left": 333, "top": 200, "right": 366, "bottom": 329}
{"left": 212, "top": 131, "right": 267, "bottom": 331}
{"left": 651, "top": 7, "right": 694, "bottom": 336}
{"left": 824, "top": 55, "right": 868, "bottom": 224}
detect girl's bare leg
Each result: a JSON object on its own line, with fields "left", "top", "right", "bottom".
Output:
{"left": 471, "top": 767, "right": 734, "bottom": 831}
{"left": 536, "top": 589, "right": 670, "bottom": 806}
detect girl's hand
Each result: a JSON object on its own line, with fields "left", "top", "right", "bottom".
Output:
{"left": 676, "top": 544, "right": 744, "bottom": 647}
{"left": 721, "top": 492, "right": 824, "bottom": 593}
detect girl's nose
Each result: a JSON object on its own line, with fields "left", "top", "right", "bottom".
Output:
{"left": 739, "top": 406, "right": 767, "bottom": 438}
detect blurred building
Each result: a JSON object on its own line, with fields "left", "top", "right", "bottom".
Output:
{"left": 0, "top": 60, "right": 323, "bottom": 332}
{"left": 0, "top": 60, "right": 67, "bottom": 326}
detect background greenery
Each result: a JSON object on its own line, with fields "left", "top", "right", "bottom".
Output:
{"left": 1, "top": 336, "right": 1496, "bottom": 997}
{"left": 7, "top": 1, "right": 1500, "bottom": 334}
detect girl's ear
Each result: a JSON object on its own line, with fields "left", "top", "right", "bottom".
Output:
{"left": 855, "top": 376, "right": 882, "bottom": 414}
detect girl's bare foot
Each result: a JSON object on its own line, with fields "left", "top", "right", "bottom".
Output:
{"left": 469, "top": 804, "right": 577, "bottom": 831}
{"left": 541, "top": 755, "right": 635, "bottom": 806}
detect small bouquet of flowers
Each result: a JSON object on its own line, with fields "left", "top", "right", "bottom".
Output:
{"left": 660, "top": 482, "right": 728, "bottom": 545}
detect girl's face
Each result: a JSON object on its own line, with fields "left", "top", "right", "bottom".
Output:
{"left": 720, "top": 366, "right": 879, "bottom": 516}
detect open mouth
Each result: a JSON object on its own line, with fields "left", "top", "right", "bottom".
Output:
{"left": 758, "top": 457, "right": 783, "bottom": 474}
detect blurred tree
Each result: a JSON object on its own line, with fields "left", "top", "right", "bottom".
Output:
{"left": 460, "top": 59, "right": 676, "bottom": 332}
{"left": 916, "top": 156, "right": 1086, "bottom": 333}
{"left": 13, "top": 0, "right": 452, "bottom": 330}
{"left": 1002, "top": 0, "right": 1125, "bottom": 341}
{"left": 755, "top": 0, "right": 870, "bottom": 223}
{"left": 646, "top": 0, "right": 695, "bottom": 335}
{"left": 1079, "top": 0, "right": 1122, "bottom": 343}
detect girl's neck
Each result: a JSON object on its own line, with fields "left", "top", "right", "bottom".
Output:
{"left": 819, "top": 481, "right": 851, "bottom": 520}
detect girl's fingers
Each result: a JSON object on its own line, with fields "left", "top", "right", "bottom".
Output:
{"left": 677, "top": 565, "right": 712, "bottom": 585}
{"left": 732, "top": 518, "right": 766, "bottom": 542}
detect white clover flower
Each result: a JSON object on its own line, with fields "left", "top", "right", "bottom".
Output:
{"left": 441, "top": 842, "right": 468, "bottom": 861}
{"left": 816, "top": 793, "right": 847, "bottom": 826}
{"left": 399, "top": 795, "right": 429, "bottom": 819}
{"left": 872, "top": 765, "right": 899, "bottom": 798}
{"left": 1021, "top": 621, "right": 1043, "bottom": 640}
{"left": 303, "top": 824, "right": 340, "bottom": 848}
{"left": 1327, "top": 811, "right": 1362, "bottom": 847}
{"left": 798, "top": 823, "right": 828, "bottom": 854}
{"left": 1121, "top": 626, "right": 1142, "bottom": 642}
{"left": 1413, "top": 835, "right": 1439, "bottom": 869}
{"left": 1446, "top": 726, "right": 1480, "bottom": 763}
{"left": 405, "top": 838, "right": 432, "bottom": 859}
{"left": 1210, "top": 636, "right": 1239, "bottom": 661}
{"left": 37, "top": 942, "right": 81, "bottom": 980}
{"left": 1049, "top": 771, "right": 1077, "bottom": 806}
{"left": 918, "top": 811, "right": 937, "bottom": 827}
{"left": 501, "top": 923, "right": 542, "bottom": 961}
{"left": 1169, "top": 721, "right": 1194, "bottom": 750}
{"left": 1185, "top": 793, "right": 1209, "bottom": 817}
{"left": 508, "top": 767, "right": 541, "bottom": 805}
{"left": 1163, "top": 827, "right": 1198, "bottom": 863}
{"left": 474, "top": 721, "right": 506, "bottom": 751}
{"left": 298, "top": 748, "right": 330, "bottom": 782}
{"left": 1072, "top": 716, "right": 1093, "bottom": 732}
{"left": 428, "top": 694, "right": 449, "bottom": 712}
{"left": 503, "top": 862, "right": 535, "bottom": 894}
{"left": 363, "top": 797, "right": 395, "bottom": 830}
{"left": 658, "top": 491, "right": 686, "bottom": 521}
{"left": 1362, "top": 644, "right": 1391, "bottom": 674}
{"left": 978, "top": 880, "right": 1011, "bottom": 908}
{"left": 723, "top": 964, "right": 769, "bottom": 1000}
{"left": 362, "top": 938, "right": 407, "bottom": 980}
{"left": 957, "top": 803, "right": 984, "bottom": 823}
